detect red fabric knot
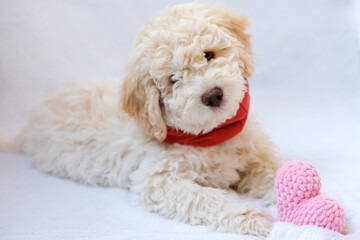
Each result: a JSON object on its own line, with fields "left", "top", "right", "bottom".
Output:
{"left": 164, "top": 78, "right": 250, "bottom": 147}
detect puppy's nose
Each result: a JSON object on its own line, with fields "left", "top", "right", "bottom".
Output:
{"left": 202, "top": 87, "right": 223, "bottom": 107}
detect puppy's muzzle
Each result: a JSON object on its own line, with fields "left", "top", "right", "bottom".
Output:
{"left": 202, "top": 87, "right": 223, "bottom": 107}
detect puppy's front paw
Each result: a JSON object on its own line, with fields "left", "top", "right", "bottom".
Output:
{"left": 263, "top": 189, "right": 276, "bottom": 206}
{"left": 240, "top": 208, "right": 274, "bottom": 236}
{"left": 216, "top": 207, "right": 274, "bottom": 236}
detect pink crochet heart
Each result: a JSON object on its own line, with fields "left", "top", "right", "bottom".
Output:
{"left": 275, "top": 161, "right": 345, "bottom": 232}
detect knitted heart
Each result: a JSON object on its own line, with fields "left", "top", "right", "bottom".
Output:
{"left": 275, "top": 161, "right": 345, "bottom": 232}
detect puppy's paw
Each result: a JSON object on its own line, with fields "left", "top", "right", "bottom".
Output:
{"left": 238, "top": 208, "right": 274, "bottom": 236}
{"left": 262, "top": 189, "right": 276, "bottom": 206}
{"left": 216, "top": 207, "right": 274, "bottom": 236}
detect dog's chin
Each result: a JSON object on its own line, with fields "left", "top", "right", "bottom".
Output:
{"left": 198, "top": 109, "right": 238, "bottom": 134}
{"left": 165, "top": 102, "right": 241, "bottom": 135}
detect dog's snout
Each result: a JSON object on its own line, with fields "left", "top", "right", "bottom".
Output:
{"left": 202, "top": 87, "right": 223, "bottom": 107}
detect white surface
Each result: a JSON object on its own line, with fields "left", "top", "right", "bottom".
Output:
{"left": 1, "top": 0, "right": 360, "bottom": 239}
{"left": 356, "top": 0, "right": 360, "bottom": 48}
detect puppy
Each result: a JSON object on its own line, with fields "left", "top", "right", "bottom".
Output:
{"left": 0, "top": 3, "right": 281, "bottom": 236}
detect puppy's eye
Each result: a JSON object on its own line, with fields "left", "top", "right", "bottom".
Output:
{"left": 204, "top": 51, "right": 215, "bottom": 61}
{"left": 169, "top": 74, "right": 178, "bottom": 84}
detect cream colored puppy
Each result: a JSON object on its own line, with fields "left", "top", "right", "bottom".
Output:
{"left": 0, "top": 3, "right": 281, "bottom": 236}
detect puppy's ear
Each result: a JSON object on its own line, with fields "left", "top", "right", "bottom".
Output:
{"left": 120, "top": 74, "right": 166, "bottom": 141}
{"left": 208, "top": 10, "right": 254, "bottom": 77}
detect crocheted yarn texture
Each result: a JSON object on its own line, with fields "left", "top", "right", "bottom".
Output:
{"left": 275, "top": 161, "right": 344, "bottom": 232}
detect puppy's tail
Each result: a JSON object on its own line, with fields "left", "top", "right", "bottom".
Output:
{"left": 0, "top": 136, "right": 23, "bottom": 154}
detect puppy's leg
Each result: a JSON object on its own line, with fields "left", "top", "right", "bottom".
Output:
{"left": 131, "top": 173, "right": 273, "bottom": 236}
{"left": 236, "top": 120, "right": 282, "bottom": 204}
{"left": 236, "top": 152, "right": 280, "bottom": 205}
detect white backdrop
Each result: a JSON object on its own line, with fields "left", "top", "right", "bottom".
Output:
{"left": 1, "top": 0, "right": 360, "bottom": 239}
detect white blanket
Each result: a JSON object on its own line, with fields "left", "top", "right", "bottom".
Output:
{"left": 1, "top": 0, "right": 359, "bottom": 239}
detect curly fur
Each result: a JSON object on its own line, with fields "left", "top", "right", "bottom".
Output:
{"left": 0, "top": 3, "right": 282, "bottom": 236}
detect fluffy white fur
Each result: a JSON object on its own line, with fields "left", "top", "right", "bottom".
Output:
{"left": 0, "top": 3, "right": 282, "bottom": 236}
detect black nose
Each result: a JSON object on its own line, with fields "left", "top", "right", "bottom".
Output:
{"left": 202, "top": 87, "right": 223, "bottom": 107}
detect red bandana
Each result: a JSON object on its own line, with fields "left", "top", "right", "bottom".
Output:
{"left": 165, "top": 79, "right": 250, "bottom": 147}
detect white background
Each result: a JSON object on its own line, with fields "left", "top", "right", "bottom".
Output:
{"left": 0, "top": 0, "right": 359, "bottom": 239}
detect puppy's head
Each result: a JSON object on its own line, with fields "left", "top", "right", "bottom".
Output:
{"left": 121, "top": 3, "right": 254, "bottom": 141}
